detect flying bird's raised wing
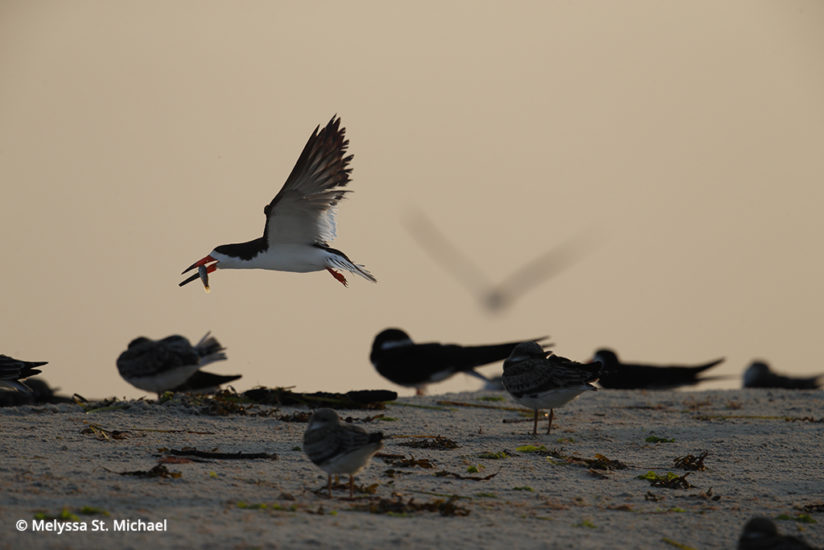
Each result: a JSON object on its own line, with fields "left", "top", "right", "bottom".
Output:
{"left": 263, "top": 116, "right": 353, "bottom": 246}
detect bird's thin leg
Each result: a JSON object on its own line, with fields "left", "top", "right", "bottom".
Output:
{"left": 349, "top": 475, "right": 354, "bottom": 499}
{"left": 326, "top": 268, "right": 349, "bottom": 287}
{"left": 415, "top": 386, "right": 426, "bottom": 396}
{"left": 327, "top": 474, "right": 332, "bottom": 497}
{"left": 532, "top": 409, "right": 539, "bottom": 436}
{"left": 546, "top": 409, "right": 554, "bottom": 434}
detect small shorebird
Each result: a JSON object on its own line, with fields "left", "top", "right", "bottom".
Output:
{"left": 303, "top": 408, "right": 383, "bottom": 498}
{"left": 0, "top": 355, "right": 47, "bottom": 393}
{"left": 743, "top": 361, "right": 822, "bottom": 390}
{"left": 179, "top": 116, "right": 376, "bottom": 291}
{"left": 116, "top": 332, "right": 238, "bottom": 395}
{"left": 502, "top": 342, "right": 600, "bottom": 435}
{"left": 370, "top": 328, "right": 548, "bottom": 395}
{"left": 737, "top": 517, "right": 816, "bottom": 550}
{"left": 591, "top": 348, "right": 725, "bottom": 390}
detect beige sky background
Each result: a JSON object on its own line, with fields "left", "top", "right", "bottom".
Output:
{"left": 2, "top": 1, "right": 823, "bottom": 399}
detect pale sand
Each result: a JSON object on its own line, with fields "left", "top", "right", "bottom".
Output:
{"left": 1, "top": 388, "right": 822, "bottom": 550}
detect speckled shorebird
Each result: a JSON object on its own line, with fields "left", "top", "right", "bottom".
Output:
{"left": 502, "top": 342, "right": 600, "bottom": 435}
{"left": 0, "top": 355, "right": 47, "bottom": 393}
{"left": 370, "top": 328, "right": 548, "bottom": 395}
{"left": 179, "top": 116, "right": 376, "bottom": 291}
{"left": 303, "top": 408, "right": 383, "bottom": 498}
{"left": 116, "top": 332, "right": 238, "bottom": 395}
{"left": 737, "top": 517, "right": 816, "bottom": 550}
{"left": 743, "top": 361, "right": 822, "bottom": 390}
{"left": 591, "top": 348, "right": 725, "bottom": 390}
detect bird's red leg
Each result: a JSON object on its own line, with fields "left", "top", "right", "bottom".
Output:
{"left": 532, "top": 410, "right": 539, "bottom": 436}
{"left": 326, "top": 268, "right": 348, "bottom": 287}
{"left": 546, "top": 409, "right": 554, "bottom": 434}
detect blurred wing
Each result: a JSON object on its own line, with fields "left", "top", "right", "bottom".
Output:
{"left": 492, "top": 227, "right": 602, "bottom": 309}
{"left": 404, "top": 209, "right": 493, "bottom": 299}
{"left": 263, "top": 116, "right": 353, "bottom": 246}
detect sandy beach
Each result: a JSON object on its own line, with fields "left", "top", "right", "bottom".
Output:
{"left": 1, "top": 387, "right": 822, "bottom": 549}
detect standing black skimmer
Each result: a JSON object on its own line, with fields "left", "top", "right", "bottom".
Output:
{"left": 743, "top": 361, "right": 822, "bottom": 390}
{"left": 591, "top": 348, "right": 725, "bottom": 390}
{"left": 502, "top": 342, "right": 600, "bottom": 435}
{"left": 180, "top": 116, "right": 376, "bottom": 290}
{"left": 116, "top": 332, "right": 239, "bottom": 396}
{"left": 737, "top": 517, "right": 816, "bottom": 550}
{"left": 0, "top": 355, "right": 47, "bottom": 393}
{"left": 370, "top": 328, "right": 548, "bottom": 395}
{"left": 303, "top": 408, "right": 383, "bottom": 498}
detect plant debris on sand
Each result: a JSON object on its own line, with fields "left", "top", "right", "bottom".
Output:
{"left": 353, "top": 496, "right": 470, "bottom": 517}
{"left": 116, "top": 464, "right": 181, "bottom": 479}
{"left": 673, "top": 451, "right": 708, "bottom": 471}
{"left": 377, "top": 454, "right": 435, "bottom": 468}
{"left": 158, "top": 447, "right": 277, "bottom": 460}
{"left": 435, "top": 469, "right": 499, "bottom": 481}
{"left": 243, "top": 388, "right": 397, "bottom": 409}
{"left": 637, "top": 471, "right": 692, "bottom": 489}
{"left": 397, "top": 436, "right": 459, "bottom": 450}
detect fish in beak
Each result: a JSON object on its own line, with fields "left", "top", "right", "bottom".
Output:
{"left": 180, "top": 255, "right": 218, "bottom": 290}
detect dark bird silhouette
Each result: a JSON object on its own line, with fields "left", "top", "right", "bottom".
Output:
{"left": 592, "top": 348, "right": 725, "bottom": 390}
{"left": 502, "top": 342, "right": 601, "bottom": 435}
{"left": 737, "top": 517, "right": 817, "bottom": 550}
{"left": 116, "top": 332, "right": 239, "bottom": 396}
{"left": 0, "top": 379, "right": 72, "bottom": 407}
{"left": 0, "top": 354, "right": 47, "bottom": 393}
{"left": 370, "top": 328, "right": 548, "bottom": 395}
{"left": 405, "top": 209, "right": 598, "bottom": 312}
{"left": 743, "top": 361, "right": 822, "bottom": 390}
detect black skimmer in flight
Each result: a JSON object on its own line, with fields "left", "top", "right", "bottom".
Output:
{"left": 180, "top": 116, "right": 376, "bottom": 291}
{"left": 405, "top": 209, "right": 598, "bottom": 312}
{"left": 0, "top": 355, "right": 47, "bottom": 393}
{"left": 737, "top": 517, "right": 816, "bottom": 550}
{"left": 591, "top": 348, "right": 725, "bottom": 390}
{"left": 370, "top": 328, "right": 549, "bottom": 395}
{"left": 116, "top": 332, "right": 239, "bottom": 396}
{"left": 303, "top": 408, "right": 383, "bottom": 498}
{"left": 502, "top": 342, "right": 600, "bottom": 435}
{"left": 743, "top": 361, "right": 822, "bottom": 390}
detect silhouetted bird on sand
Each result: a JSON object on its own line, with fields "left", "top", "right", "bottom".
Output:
{"left": 743, "top": 361, "right": 822, "bottom": 390}
{"left": 592, "top": 348, "right": 724, "bottom": 390}
{"left": 0, "top": 354, "right": 47, "bottom": 393}
{"left": 116, "top": 332, "right": 238, "bottom": 396}
{"left": 370, "top": 328, "right": 548, "bottom": 395}
{"left": 737, "top": 516, "right": 817, "bottom": 550}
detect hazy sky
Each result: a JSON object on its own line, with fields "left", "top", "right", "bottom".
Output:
{"left": 2, "top": 1, "right": 823, "bottom": 399}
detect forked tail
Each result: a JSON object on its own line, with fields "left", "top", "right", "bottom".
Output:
{"left": 194, "top": 331, "right": 228, "bottom": 366}
{"left": 328, "top": 255, "right": 377, "bottom": 283}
